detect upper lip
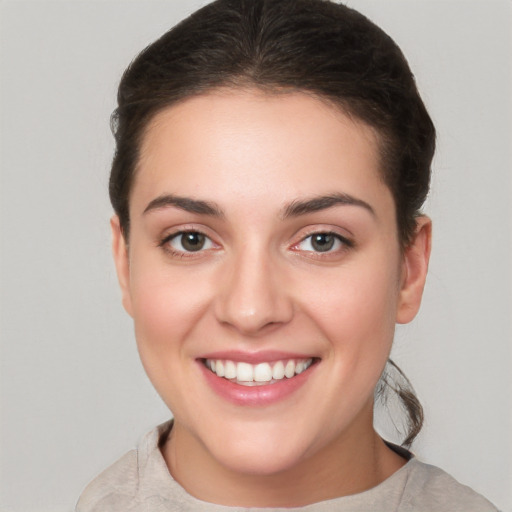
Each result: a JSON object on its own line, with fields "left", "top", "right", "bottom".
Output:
{"left": 198, "top": 350, "right": 317, "bottom": 364}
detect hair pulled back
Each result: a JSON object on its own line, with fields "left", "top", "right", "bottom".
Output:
{"left": 109, "top": 0, "right": 435, "bottom": 446}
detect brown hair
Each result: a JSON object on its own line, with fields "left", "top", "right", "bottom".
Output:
{"left": 109, "top": 0, "right": 435, "bottom": 446}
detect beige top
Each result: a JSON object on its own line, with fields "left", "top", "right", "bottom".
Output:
{"left": 76, "top": 421, "right": 498, "bottom": 512}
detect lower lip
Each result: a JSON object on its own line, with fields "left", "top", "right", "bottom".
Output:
{"left": 198, "top": 360, "right": 317, "bottom": 406}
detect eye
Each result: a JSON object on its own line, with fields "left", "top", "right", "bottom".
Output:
{"left": 165, "top": 231, "right": 214, "bottom": 253}
{"left": 295, "top": 232, "right": 351, "bottom": 253}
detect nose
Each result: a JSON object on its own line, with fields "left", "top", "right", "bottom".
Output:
{"left": 214, "top": 246, "right": 294, "bottom": 335}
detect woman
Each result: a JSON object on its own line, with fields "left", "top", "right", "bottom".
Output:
{"left": 76, "top": 0, "right": 498, "bottom": 510}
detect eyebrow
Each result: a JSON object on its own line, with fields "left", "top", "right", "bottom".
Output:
{"left": 282, "top": 193, "right": 375, "bottom": 218}
{"left": 143, "top": 194, "right": 224, "bottom": 217}
{"left": 142, "top": 192, "right": 375, "bottom": 219}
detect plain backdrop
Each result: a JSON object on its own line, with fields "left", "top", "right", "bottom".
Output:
{"left": 0, "top": 1, "right": 511, "bottom": 511}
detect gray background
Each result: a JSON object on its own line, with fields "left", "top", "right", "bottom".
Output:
{"left": 0, "top": 1, "right": 510, "bottom": 511}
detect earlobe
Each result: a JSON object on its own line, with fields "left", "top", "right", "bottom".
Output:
{"left": 110, "top": 215, "right": 134, "bottom": 317}
{"left": 396, "top": 216, "right": 432, "bottom": 324}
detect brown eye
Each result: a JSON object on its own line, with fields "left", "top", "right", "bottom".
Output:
{"left": 295, "top": 232, "right": 352, "bottom": 254}
{"left": 168, "top": 231, "right": 213, "bottom": 252}
{"left": 181, "top": 232, "right": 205, "bottom": 251}
{"left": 311, "top": 233, "right": 336, "bottom": 252}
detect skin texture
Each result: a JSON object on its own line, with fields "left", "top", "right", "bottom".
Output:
{"left": 111, "top": 90, "right": 431, "bottom": 507}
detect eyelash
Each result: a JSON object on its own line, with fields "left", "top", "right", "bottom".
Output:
{"left": 159, "top": 229, "right": 354, "bottom": 259}
{"left": 159, "top": 230, "right": 216, "bottom": 258}
{"left": 293, "top": 231, "right": 354, "bottom": 255}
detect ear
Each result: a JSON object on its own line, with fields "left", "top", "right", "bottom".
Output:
{"left": 110, "top": 215, "right": 133, "bottom": 317}
{"left": 396, "top": 216, "right": 432, "bottom": 324}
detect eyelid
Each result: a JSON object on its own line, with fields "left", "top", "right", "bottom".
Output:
{"left": 294, "top": 225, "right": 354, "bottom": 244}
{"left": 159, "top": 226, "right": 220, "bottom": 257}
{"left": 157, "top": 225, "right": 353, "bottom": 258}
{"left": 171, "top": 232, "right": 214, "bottom": 251}
{"left": 290, "top": 228, "right": 355, "bottom": 256}
{"left": 158, "top": 223, "right": 215, "bottom": 244}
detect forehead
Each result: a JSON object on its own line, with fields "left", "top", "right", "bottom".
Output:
{"left": 140, "top": 89, "right": 380, "bottom": 159}
{"left": 133, "top": 90, "right": 391, "bottom": 216}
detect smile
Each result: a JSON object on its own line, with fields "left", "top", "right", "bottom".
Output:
{"left": 204, "top": 358, "right": 314, "bottom": 386}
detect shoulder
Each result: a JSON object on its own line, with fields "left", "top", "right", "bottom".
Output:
{"left": 400, "top": 459, "right": 499, "bottom": 512}
{"left": 75, "top": 421, "right": 173, "bottom": 512}
{"left": 75, "top": 449, "right": 139, "bottom": 512}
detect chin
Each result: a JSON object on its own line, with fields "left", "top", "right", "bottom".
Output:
{"left": 212, "top": 442, "right": 306, "bottom": 477}
{"left": 197, "top": 418, "right": 316, "bottom": 476}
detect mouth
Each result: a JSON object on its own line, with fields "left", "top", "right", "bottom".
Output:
{"left": 202, "top": 357, "right": 315, "bottom": 387}
{"left": 197, "top": 351, "right": 320, "bottom": 405}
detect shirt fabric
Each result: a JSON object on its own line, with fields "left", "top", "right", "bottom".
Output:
{"left": 76, "top": 421, "right": 498, "bottom": 512}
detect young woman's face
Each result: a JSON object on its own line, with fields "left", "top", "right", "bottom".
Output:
{"left": 113, "top": 90, "right": 429, "bottom": 478}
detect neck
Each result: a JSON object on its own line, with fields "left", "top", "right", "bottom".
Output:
{"left": 161, "top": 404, "right": 406, "bottom": 507}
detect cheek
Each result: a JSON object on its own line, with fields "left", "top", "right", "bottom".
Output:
{"left": 128, "top": 259, "right": 213, "bottom": 358}
{"left": 127, "top": 262, "right": 216, "bottom": 412}
{"left": 299, "top": 256, "right": 400, "bottom": 365}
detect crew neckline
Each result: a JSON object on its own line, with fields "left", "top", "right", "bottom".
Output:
{"left": 140, "top": 420, "right": 417, "bottom": 511}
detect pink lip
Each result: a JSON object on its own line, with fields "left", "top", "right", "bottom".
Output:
{"left": 198, "top": 350, "right": 315, "bottom": 364}
{"left": 197, "top": 356, "right": 318, "bottom": 407}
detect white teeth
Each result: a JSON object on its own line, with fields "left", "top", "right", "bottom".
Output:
{"left": 254, "top": 362, "right": 272, "bottom": 382}
{"left": 224, "top": 360, "right": 237, "bottom": 379}
{"left": 236, "top": 362, "right": 254, "bottom": 382}
{"left": 205, "top": 357, "right": 314, "bottom": 384}
{"left": 216, "top": 360, "right": 225, "bottom": 377}
{"left": 284, "top": 360, "right": 295, "bottom": 378}
{"left": 272, "top": 361, "right": 285, "bottom": 380}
